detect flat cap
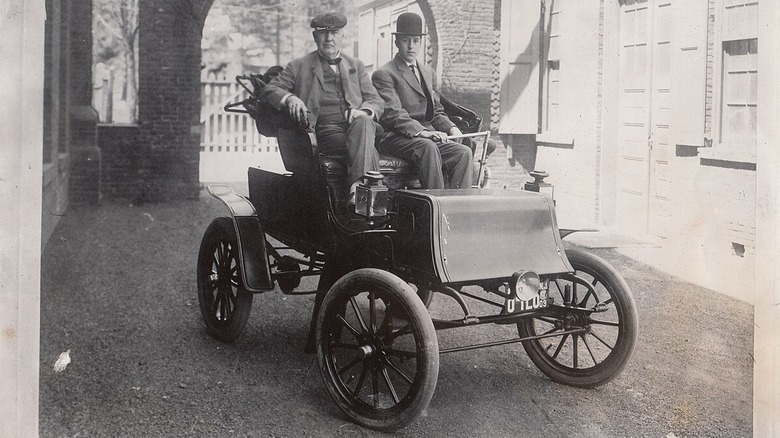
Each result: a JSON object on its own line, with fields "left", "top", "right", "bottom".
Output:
{"left": 310, "top": 12, "right": 347, "bottom": 30}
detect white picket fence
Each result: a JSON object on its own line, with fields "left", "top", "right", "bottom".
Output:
{"left": 200, "top": 72, "right": 285, "bottom": 182}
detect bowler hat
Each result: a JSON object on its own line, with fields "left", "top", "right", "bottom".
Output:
{"left": 392, "top": 12, "right": 426, "bottom": 36}
{"left": 310, "top": 12, "right": 347, "bottom": 31}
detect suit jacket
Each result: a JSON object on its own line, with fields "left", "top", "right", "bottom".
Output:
{"left": 372, "top": 54, "right": 455, "bottom": 138}
{"left": 258, "top": 51, "right": 383, "bottom": 129}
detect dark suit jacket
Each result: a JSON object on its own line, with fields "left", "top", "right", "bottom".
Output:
{"left": 258, "top": 51, "right": 384, "bottom": 129}
{"left": 371, "top": 54, "right": 455, "bottom": 138}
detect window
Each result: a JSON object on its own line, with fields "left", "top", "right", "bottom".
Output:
{"left": 714, "top": 0, "right": 758, "bottom": 154}
{"left": 719, "top": 38, "right": 757, "bottom": 147}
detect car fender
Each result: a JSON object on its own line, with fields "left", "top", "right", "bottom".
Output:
{"left": 207, "top": 184, "right": 274, "bottom": 292}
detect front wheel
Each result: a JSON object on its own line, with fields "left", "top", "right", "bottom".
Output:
{"left": 316, "top": 268, "right": 439, "bottom": 431}
{"left": 518, "top": 249, "right": 638, "bottom": 388}
{"left": 197, "top": 217, "right": 253, "bottom": 342}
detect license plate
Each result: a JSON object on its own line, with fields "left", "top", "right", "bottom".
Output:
{"left": 504, "top": 289, "right": 548, "bottom": 313}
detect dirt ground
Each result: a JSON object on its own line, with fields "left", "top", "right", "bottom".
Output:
{"left": 39, "top": 191, "right": 753, "bottom": 437}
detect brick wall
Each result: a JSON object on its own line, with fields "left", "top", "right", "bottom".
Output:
{"left": 42, "top": 0, "right": 68, "bottom": 245}
{"left": 70, "top": 0, "right": 93, "bottom": 106}
{"left": 427, "top": 0, "right": 497, "bottom": 126}
{"left": 69, "top": 107, "right": 100, "bottom": 204}
{"left": 414, "top": 0, "right": 531, "bottom": 192}
{"left": 97, "top": 125, "right": 145, "bottom": 202}
{"left": 67, "top": 0, "right": 100, "bottom": 205}
{"left": 134, "top": 0, "right": 207, "bottom": 202}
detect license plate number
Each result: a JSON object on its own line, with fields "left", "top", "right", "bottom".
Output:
{"left": 505, "top": 291, "right": 547, "bottom": 313}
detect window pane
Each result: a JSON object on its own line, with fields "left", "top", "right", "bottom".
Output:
{"left": 725, "top": 71, "right": 747, "bottom": 102}
{"left": 720, "top": 38, "right": 758, "bottom": 147}
{"left": 723, "top": 106, "right": 745, "bottom": 142}
{"left": 747, "top": 71, "right": 757, "bottom": 103}
{"left": 747, "top": 105, "right": 757, "bottom": 139}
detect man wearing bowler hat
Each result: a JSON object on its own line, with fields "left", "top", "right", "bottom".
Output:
{"left": 259, "top": 12, "right": 384, "bottom": 204}
{"left": 372, "top": 12, "right": 472, "bottom": 189}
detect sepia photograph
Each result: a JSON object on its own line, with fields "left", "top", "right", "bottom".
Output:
{"left": 1, "top": 0, "right": 778, "bottom": 436}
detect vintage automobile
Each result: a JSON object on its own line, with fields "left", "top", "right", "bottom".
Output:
{"left": 196, "top": 74, "right": 638, "bottom": 431}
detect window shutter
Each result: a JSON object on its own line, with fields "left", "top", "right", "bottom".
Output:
{"left": 499, "top": 0, "right": 541, "bottom": 134}
{"left": 670, "top": 0, "right": 708, "bottom": 146}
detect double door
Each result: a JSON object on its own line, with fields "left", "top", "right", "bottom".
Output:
{"left": 616, "top": 0, "right": 674, "bottom": 236}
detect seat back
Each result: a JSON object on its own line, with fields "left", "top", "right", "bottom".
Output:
{"left": 249, "top": 128, "right": 333, "bottom": 252}
{"left": 440, "top": 94, "right": 483, "bottom": 134}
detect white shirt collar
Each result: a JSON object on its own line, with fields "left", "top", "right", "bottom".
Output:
{"left": 318, "top": 50, "right": 341, "bottom": 61}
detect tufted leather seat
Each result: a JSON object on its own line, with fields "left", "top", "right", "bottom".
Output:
{"left": 318, "top": 153, "right": 421, "bottom": 210}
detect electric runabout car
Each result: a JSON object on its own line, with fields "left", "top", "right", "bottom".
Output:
{"left": 196, "top": 74, "right": 638, "bottom": 431}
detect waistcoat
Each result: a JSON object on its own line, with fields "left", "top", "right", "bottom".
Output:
{"left": 317, "top": 59, "right": 349, "bottom": 125}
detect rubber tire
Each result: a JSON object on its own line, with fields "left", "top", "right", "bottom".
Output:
{"left": 197, "top": 217, "right": 253, "bottom": 342}
{"left": 409, "top": 283, "right": 434, "bottom": 309}
{"left": 316, "top": 268, "right": 439, "bottom": 431}
{"left": 518, "top": 249, "right": 638, "bottom": 388}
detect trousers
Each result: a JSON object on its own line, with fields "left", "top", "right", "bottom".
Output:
{"left": 315, "top": 117, "right": 381, "bottom": 185}
{"left": 379, "top": 132, "right": 473, "bottom": 189}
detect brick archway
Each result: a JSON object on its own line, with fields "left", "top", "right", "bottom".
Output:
{"left": 118, "top": 0, "right": 217, "bottom": 202}
{"left": 414, "top": 0, "right": 440, "bottom": 72}
{"left": 412, "top": 0, "right": 500, "bottom": 130}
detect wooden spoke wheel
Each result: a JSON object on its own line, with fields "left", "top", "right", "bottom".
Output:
{"left": 197, "top": 217, "right": 253, "bottom": 342}
{"left": 518, "top": 249, "right": 638, "bottom": 388}
{"left": 316, "top": 268, "right": 439, "bottom": 431}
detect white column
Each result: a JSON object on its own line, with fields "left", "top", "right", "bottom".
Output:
{"left": 754, "top": 0, "right": 780, "bottom": 435}
{"left": 0, "top": 1, "right": 45, "bottom": 436}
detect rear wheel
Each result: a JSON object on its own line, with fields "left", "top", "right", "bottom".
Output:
{"left": 316, "top": 268, "right": 439, "bottom": 431}
{"left": 197, "top": 217, "right": 253, "bottom": 342}
{"left": 518, "top": 249, "right": 638, "bottom": 388}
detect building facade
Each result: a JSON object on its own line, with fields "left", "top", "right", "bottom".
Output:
{"left": 357, "top": 0, "right": 763, "bottom": 303}
{"left": 41, "top": 0, "right": 97, "bottom": 243}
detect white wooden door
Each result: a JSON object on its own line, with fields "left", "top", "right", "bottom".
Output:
{"left": 617, "top": 0, "right": 705, "bottom": 236}
{"left": 616, "top": 0, "right": 654, "bottom": 232}
{"left": 647, "top": 1, "right": 673, "bottom": 236}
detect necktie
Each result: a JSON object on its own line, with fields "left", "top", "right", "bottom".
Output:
{"left": 410, "top": 64, "right": 433, "bottom": 120}
{"left": 409, "top": 64, "right": 420, "bottom": 83}
{"left": 326, "top": 57, "right": 342, "bottom": 65}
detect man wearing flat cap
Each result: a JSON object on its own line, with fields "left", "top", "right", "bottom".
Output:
{"left": 259, "top": 12, "right": 384, "bottom": 203}
{"left": 372, "top": 12, "right": 472, "bottom": 189}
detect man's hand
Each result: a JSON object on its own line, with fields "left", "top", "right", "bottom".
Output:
{"left": 419, "top": 130, "right": 449, "bottom": 143}
{"left": 286, "top": 95, "right": 310, "bottom": 128}
{"left": 346, "top": 109, "right": 372, "bottom": 124}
